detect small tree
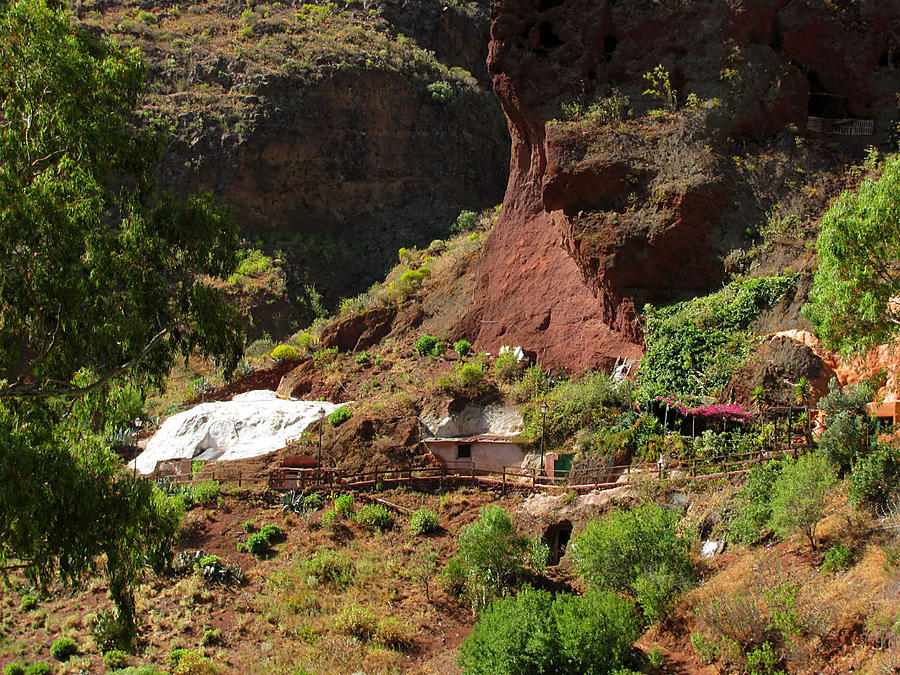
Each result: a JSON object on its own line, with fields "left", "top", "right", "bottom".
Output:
{"left": 769, "top": 454, "right": 836, "bottom": 550}
{"left": 817, "top": 378, "right": 875, "bottom": 474}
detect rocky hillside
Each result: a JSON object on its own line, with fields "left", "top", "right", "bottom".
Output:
{"left": 465, "top": 0, "right": 900, "bottom": 371}
{"left": 81, "top": 0, "right": 509, "bottom": 325}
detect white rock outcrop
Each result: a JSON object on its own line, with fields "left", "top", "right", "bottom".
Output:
{"left": 130, "top": 390, "right": 343, "bottom": 474}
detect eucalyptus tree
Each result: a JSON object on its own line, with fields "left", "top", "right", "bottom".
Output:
{"left": 0, "top": 0, "right": 243, "bottom": 642}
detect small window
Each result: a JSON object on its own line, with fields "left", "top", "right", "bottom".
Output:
{"left": 457, "top": 444, "right": 472, "bottom": 459}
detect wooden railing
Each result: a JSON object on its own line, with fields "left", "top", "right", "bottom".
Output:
{"left": 155, "top": 447, "right": 793, "bottom": 495}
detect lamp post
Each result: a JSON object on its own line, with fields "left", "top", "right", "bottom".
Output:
{"left": 317, "top": 406, "right": 326, "bottom": 484}
{"left": 539, "top": 401, "right": 548, "bottom": 482}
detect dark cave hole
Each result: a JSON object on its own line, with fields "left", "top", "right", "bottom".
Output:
{"left": 807, "top": 72, "right": 847, "bottom": 118}
{"left": 539, "top": 21, "right": 563, "bottom": 49}
{"left": 603, "top": 34, "right": 618, "bottom": 63}
{"left": 544, "top": 520, "right": 573, "bottom": 566}
{"left": 538, "top": 0, "right": 565, "bottom": 11}
{"left": 879, "top": 48, "right": 896, "bottom": 67}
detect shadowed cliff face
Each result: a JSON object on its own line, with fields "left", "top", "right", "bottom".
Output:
{"left": 469, "top": 0, "right": 900, "bottom": 371}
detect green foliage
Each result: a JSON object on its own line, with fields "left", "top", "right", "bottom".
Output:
{"left": 303, "top": 550, "right": 355, "bottom": 586}
{"left": 521, "top": 371, "right": 629, "bottom": 448}
{"left": 103, "top": 649, "right": 130, "bottom": 670}
{"left": 19, "top": 594, "right": 38, "bottom": 611}
{"left": 817, "top": 378, "right": 876, "bottom": 473}
{"left": 321, "top": 509, "right": 337, "bottom": 528}
{"left": 414, "top": 334, "right": 439, "bottom": 356}
{"left": 201, "top": 628, "right": 222, "bottom": 646}
{"left": 493, "top": 352, "right": 521, "bottom": 382}
{"left": 354, "top": 351, "right": 369, "bottom": 364}
{"left": 569, "top": 503, "right": 693, "bottom": 621}
{"left": 242, "top": 524, "right": 284, "bottom": 558}
{"left": 228, "top": 248, "right": 272, "bottom": 283}
{"left": 334, "top": 493, "right": 355, "bottom": 517}
{"left": 355, "top": 504, "right": 394, "bottom": 532}
{"left": 440, "top": 556, "right": 467, "bottom": 595}
{"left": 458, "top": 586, "right": 641, "bottom": 675}
{"left": 636, "top": 276, "right": 794, "bottom": 400}
{"left": 821, "top": 542, "right": 855, "bottom": 574}
{"left": 328, "top": 406, "right": 351, "bottom": 427}
{"left": 769, "top": 454, "right": 836, "bottom": 550}
{"left": 409, "top": 508, "right": 440, "bottom": 536}
{"left": 24, "top": 665, "right": 51, "bottom": 675}
{"left": 450, "top": 209, "right": 479, "bottom": 234}
{"left": 334, "top": 603, "right": 376, "bottom": 640}
{"left": 435, "top": 360, "right": 491, "bottom": 398}
{"left": 192, "top": 480, "right": 221, "bottom": 506}
{"left": 242, "top": 520, "right": 257, "bottom": 533}
{"left": 642, "top": 64, "right": 677, "bottom": 111}
{"left": 391, "top": 266, "right": 431, "bottom": 301}
{"left": 453, "top": 340, "right": 473, "bottom": 357}
{"left": 512, "top": 364, "right": 548, "bottom": 403}
{"left": 271, "top": 344, "right": 300, "bottom": 361}
{"left": 3, "top": 663, "right": 26, "bottom": 675}
{"left": 0, "top": 0, "right": 239, "bottom": 638}
{"left": 727, "top": 459, "right": 783, "bottom": 544}
{"left": 454, "top": 505, "right": 535, "bottom": 612}
{"left": 804, "top": 154, "right": 900, "bottom": 352}
{"left": 848, "top": 444, "right": 900, "bottom": 509}
{"left": 170, "top": 649, "right": 218, "bottom": 675}
{"left": 427, "top": 81, "right": 454, "bottom": 103}
{"left": 50, "top": 636, "right": 78, "bottom": 661}
{"left": 745, "top": 641, "right": 785, "bottom": 675}
{"left": 92, "top": 610, "right": 129, "bottom": 652}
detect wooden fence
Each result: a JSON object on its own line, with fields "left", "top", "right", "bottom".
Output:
{"left": 156, "top": 446, "right": 791, "bottom": 495}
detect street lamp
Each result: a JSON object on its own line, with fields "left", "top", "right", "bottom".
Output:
{"left": 317, "top": 406, "right": 326, "bottom": 484}
{"left": 539, "top": 401, "right": 548, "bottom": 481}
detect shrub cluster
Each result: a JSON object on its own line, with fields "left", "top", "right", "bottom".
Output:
{"left": 409, "top": 508, "right": 440, "bottom": 536}
{"left": 435, "top": 360, "right": 491, "bottom": 398}
{"left": 239, "top": 524, "right": 285, "bottom": 558}
{"left": 303, "top": 550, "right": 356, "bottom": 586}
{"left": 453, "top": 339, "right": 473, "bottom": 357}
{"left": 328, "top": 406, "right": 352, "bottom": 427}
{"left": 334, "top": 493, "right": 355, "bottom": 517}
{"left": 354, "top": 504, "right": 394, "bottom": 532}
{"left": 49, "top": 637, "right": 78, "bottom": 661}
{"left": 458, "top": 586, "right": 641, "bottom": 675}
{"left": 570, "top": 503, "right": 693, "bottom": 622}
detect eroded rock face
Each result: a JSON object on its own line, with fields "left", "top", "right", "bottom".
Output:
{"left": 469, "top": 0, "right": 900, "bottom": 370}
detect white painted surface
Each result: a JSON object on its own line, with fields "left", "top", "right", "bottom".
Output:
{"left": 130, "top": 390, "right": 343, "bottom": 474}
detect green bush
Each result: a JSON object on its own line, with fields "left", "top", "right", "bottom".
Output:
{"left": 303, "top": 550, "right": 355, "bottom": 586}
{"left": 103, "top": 649, "right": 130, "bottom": 670}
{"left": 636, "top": 276, "right": 794, "bottom": 401}
{"left": 569, "top": 503, "right": 693, "bottom": 622}
{"left": 334, "top": 493, "right": 355, "bottom": 517}
{"left": 271, "top": 344, "right": 300, "bottom": 361}
{"left": 91, "top": 610, "right": 128, "bottom": 652}
{"left": 24, "top": 665, "right": 51, "bottom": 675}
{"left": 321, "top": 509, "right": 337, "bottom": 528}
{"left": 241, "top": 519, "right": 257, "bottom": 533}
{"left": 409, "top": 508, "right": 440, "bottom": 535}
{"left": 244, "top": 532, "right": 271, "bottom": 557}
{"left": 435, "top": 361, "right": 490, "bottom": 398}
{"left": 334, "top": 603, "right": 376, "bottom": 641}
{"left": 458, "top": 586, "right": 641, "bottom": 675}
{"left": 427, "top": 81, "right": 454, "bottom": 103}
{"left": 440, "top": 556, "right": 467, "bottom": 595}
{"left": 769, "top": 454, "right": 836, "bottom": 550}
{"left": 728, "top": 459, "right": 783, "bottom": 544}
{"left": 414, "top": 334, "right": 439, "bottom": 356}
{"left": 493, "top": 352, "right": 521, "bottom": 382}
{"left": 354, "top": 351, "right": 369, "bottom": 364}
{"left": 201, "top": 628, "right": 222, "bottom": 646}
{"left": 453, "top": 340, "right": 473, "bottom": 357}
{"left": 171, "top": 650, "right": 218, "bottom": 675}
{"left": 521, "top": 371, "right": 628, "bottom": 447}
{"left": 192, "top": 480, "right": 220, "bottom": 506}
{"left": 848, "top": 444, "right": 900, "bottom": 508}
{"left": 50, "top": 636, "right": 78, "bottom": 661}
{"left": 450, "top": 209, "right": 478, "bottom": 234}
{"left": 817, "top": 379, "right": 875, "bottom": 474}
{"left": 328, "top": 406, "right": 352, "bottom": 427}
{"left": 4, "top": 663, "right": 26, "bottom": 675}
{"left": 455, "top": 505, "right": 535, "bottom": 611}
{"left": 19, "top": 594, "right": 38, "bottom": 611}
{"left": 821, "top": 542, "right": 855, "bottom": 574}
{"left": 355, "top": 504, "right": 394, "bottom": 532}
{"left": 374, "top": 615, "right": 416, "bottom": 649}
{"left": 112, "top": 667, "right": 167, "bottom": 675}
{"left": 745, "top": 641, "right": 785, "bottom": 675}
{"left": 512, "top": 364, "right": 547, "bottom": 403}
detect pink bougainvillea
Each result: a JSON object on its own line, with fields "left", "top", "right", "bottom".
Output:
{"left": 656, "top": 396, "right": 754, "bottom": 420}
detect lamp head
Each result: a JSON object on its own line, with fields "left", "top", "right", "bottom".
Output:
{"left": 540, "top": 402, "right": 548, "bottom": 414}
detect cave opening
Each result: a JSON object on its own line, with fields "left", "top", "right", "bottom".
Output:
{"left": 543, "top": 520, "right": 573, "bottom": 566}
{"left": 879, "top": 46, "right": 896, "bottom": 67}
{"left": 538, "top": 0, "right": 565, "bottom": 11}
{"left": 807, "top": 72, "right": 847, "bottom": 119}
{"left": 604, "top": 33, "right": 618, "bottom": 55}
{"left": 539, "top": 22, "right": 563, "bottom": 49}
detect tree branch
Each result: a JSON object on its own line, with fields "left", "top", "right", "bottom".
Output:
{"left": 0, "top": 329, "right": 168, "bottom": 400}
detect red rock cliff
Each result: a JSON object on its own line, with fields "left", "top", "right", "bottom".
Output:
{"left": 468, "top": 0, "right": 900, "bottom": 371}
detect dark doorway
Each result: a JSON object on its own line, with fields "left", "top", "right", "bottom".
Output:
{"left": 457, "top": 443, "right": 471, "bottom": 460}
{"left": 544, "top": 520, "right": 573, "bottom": 566}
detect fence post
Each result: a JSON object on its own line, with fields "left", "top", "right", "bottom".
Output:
{"left": 238, "top": 472, "right": 242, "bottom": 488}
{"left": 471, "top": 464, "right": 475, "bottom": 481}
{"left": 502, "top": 466, "right": 506, "bottom": 494}
{"left": 532, "top": 469, "right": 536, "bottom": 490}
